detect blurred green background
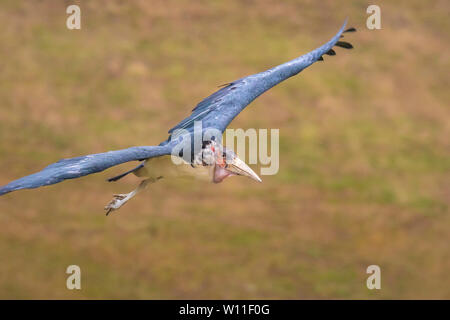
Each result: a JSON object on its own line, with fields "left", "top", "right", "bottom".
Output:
{"left": 0, "top": 0, "right": 448, "bottom": 299}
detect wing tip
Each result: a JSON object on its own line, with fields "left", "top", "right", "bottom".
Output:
{"left": 0, "top": 184, "right": 16, "bottom": 196}
{"left": 317, "top": 21, "right": 356, "bottom": 62}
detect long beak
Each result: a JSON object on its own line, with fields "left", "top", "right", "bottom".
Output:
{"left": 227, "top": 157, "right": 262, "bottom": 183}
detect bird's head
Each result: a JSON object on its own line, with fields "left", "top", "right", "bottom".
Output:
{"left": 207, "top": 142, "right": 262, "bottom": 184}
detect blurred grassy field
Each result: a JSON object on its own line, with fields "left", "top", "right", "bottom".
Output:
{"left": 0, "top": 0, "right": 448, "bottom": 299}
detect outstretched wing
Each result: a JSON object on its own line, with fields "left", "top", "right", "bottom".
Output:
{"left": 168, "top": 21, "right": 355, "bottom": 136}
{"left": 1, "top": 21, "right": 355, "bottom": 196}
{"left": 0, "top": 145, "right": 171, "bottom": 195}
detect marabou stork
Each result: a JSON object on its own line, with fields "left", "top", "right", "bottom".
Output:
{"left": 0, "top": 22, "right": 355, "bottom": 215}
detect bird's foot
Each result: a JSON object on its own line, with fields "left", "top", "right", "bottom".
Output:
{"left": 103, "top": 179, "right": 155, "bottom": 216}
{"left": 104, "top": 193, "right": 130, "bottom": 216}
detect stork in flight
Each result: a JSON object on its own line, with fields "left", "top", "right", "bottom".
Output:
{"left": 0, "top": 22, "right": 355, "bottom": 215}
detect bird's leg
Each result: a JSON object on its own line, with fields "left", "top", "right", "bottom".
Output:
{"left": 104, "top": 177, "right": 162, "bottom": 215}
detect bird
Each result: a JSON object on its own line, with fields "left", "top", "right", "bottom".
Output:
{"left": 0, "top": 21, "right": 356, "bottom": 215}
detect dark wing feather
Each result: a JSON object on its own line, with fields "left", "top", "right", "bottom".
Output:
{"left": 0, "top": 145, "right": 171, "bottom": 195}
{"left": 168, "top": 82, "right": 238, "bottom": 135}
{"left": 168, "top": 20, "right": 354, "bottom": 135}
